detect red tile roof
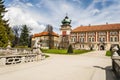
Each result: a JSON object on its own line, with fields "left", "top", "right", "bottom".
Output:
{"left": 72, "top": 23, "right": 120, "bottom": 32}
{"left": 33, "top": 31, "right": 59, "bottom": 38}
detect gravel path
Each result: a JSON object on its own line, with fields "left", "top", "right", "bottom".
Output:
{"left": 0, "top": 51, "right": 117, "bottom": 80}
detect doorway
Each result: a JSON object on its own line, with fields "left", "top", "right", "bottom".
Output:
{"left": 100, "top": 45, "right": 105, "bottom": 50}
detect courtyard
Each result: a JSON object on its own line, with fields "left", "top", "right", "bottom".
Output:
{"left": 0, "top": 51, "right": 117, "bottom": 80}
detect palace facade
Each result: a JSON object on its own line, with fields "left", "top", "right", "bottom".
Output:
{"left": 70, "top": 23, "right": 120, "bottom": 50}
{"left": 32, "top": 15, "right": 120, "bottom": 50}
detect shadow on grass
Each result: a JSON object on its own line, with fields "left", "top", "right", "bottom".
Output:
{"left": 93, "top": 66, "right": 118, "bottom": 80}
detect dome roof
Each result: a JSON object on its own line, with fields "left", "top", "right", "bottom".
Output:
{"left": 62, "top": 16, "right": 71, "bottom": 25}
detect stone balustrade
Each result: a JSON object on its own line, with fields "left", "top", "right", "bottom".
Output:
{"left": 0, "top": 48, "right": 32, "bottom": 55}
{"left": 111, "top": 44, "right": 120, "bottom": 79}
{"left": 0, "top": 47, "right": 45, "bottom": 66}
{"left": 0, "top": 54, "right": 45, "bottom": 66}
{"left": 111, "top": 56, "right": 120, "bottom": 79}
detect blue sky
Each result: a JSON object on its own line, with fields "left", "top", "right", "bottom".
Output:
{"left": 4, "top": 0, "right": 120, "bottom": 34}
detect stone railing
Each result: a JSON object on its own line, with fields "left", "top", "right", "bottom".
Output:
{"left": 111, "top": 44, "right": 120, "bottom": 79}
{"left": 0, "top": 47, "right": 45, "bottom": 66}
{"left": 0, "top": 48, "right": 32, "bottom": 55}
{"left": 111, "top": 56, "right": 120, "bottom": 79}
{"left": 0, "top": 54, "right": 45, "bottom": 66}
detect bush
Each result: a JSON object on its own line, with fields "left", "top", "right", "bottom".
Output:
{"left": 106, "top": 50, "right": 112, "bottom": 56}
{"left": 45, "top": 54, "right": 50, "bottom": 58}
{"left": 67, "top": 44, "right": 73, "bottom": 54}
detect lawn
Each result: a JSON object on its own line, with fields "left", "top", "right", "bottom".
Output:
{"left": 41, "top": 49, "right": 91, "bottom": 55}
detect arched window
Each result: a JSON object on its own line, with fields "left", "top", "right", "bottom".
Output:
{"left": 110, "top": 37, "right": 113, "bottom": 42}
{"left": 72, "top": 37, "right": 76, "bottom": 42}
{"left": 114, "top": 37, "right": 118, "bottom": 42}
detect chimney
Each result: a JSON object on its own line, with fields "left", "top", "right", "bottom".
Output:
{"left": 106, "top": 22, "right": 108, "bottom": 25}
{"left": 89, "top": 24, "right": 91, "bottom": 26}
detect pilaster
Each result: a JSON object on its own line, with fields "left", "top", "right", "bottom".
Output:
{"left": 76, "top": 33, "right": 79, "bottom": 42}
{"left": 86, "top": 32, "right": 88, "bottom": 42}
{"left": 96, "top": 32, "right": 97, "bottom": 42}
{"left": 119, "top": 31, "right": 120, "bottom": 42}
{"left": 107, "top": 31, "right": 109, "bottom": 42}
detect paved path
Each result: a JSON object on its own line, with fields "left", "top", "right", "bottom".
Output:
{"left": 0, "top": 51, "right": 117, "bottom": 80}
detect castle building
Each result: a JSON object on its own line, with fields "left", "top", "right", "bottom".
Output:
{"left": 32, "top": 26, "right": 59, "bottom": 49}
{"left": 59, "top": 15, "right": 72, "bottom": 49}
{"left": 32, "top": 15, "right": 120, "bottom": 50}
{"left": 70, "top": 23, "right": 120, "bottom": 50}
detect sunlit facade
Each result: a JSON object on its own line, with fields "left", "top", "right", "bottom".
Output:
{"left": 70, "top": 23, "right": 120, "bottom": 50}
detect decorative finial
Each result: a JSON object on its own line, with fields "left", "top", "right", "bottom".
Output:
{"left": 66, "top": 13, "right": 68, "bottom": 16}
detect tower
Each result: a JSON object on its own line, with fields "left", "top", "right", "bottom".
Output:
{"left": 59, "top": 15, "right": 72, "bottom": 49}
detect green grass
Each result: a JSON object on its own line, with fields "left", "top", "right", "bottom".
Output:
{"left": 106, "top": 50, "right": 112, "bottom": 56}
{"left": 41, "top": 49, "right": 91, "bottom": 55}
{"left": 41, "top": 49, "right": 67, "bottom": 54}
{"left": 73, "top": 49, "right": 91, "bottom": 54}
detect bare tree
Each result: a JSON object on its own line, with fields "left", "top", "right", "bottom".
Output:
{"left": 47, "top": 24, "right": 53, "bottom": 49}
{"left": 12, "top": 25, "right": 21, "bottom": 47}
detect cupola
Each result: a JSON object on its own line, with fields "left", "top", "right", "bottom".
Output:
{"left": 61, "top": 15, "right": 71, "bottom": 25}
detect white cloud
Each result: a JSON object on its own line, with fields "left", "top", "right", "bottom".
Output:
{"left": 26, "top": 3, "right": 33, "bottom": 7}
{"left": 5, "top": 6, "right": 45, "bottom": 34}
{"left": 4, "top": 0, "right": 120, "bottom": 34}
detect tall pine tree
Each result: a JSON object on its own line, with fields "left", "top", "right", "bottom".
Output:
{"left": 19, "top": 25, "right": 31, "bottom": 47}
{"left": 0, "top": 0, "right": 14, "bottom": 47}
{"left": 0, "top": 0, "right": 8, "bottom": 47}
{"left": 0, "top": 25, "right": 8, "bottom": 47}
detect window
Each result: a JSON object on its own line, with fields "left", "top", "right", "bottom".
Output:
{"left": 114, "top": 37, "right": 118, "bottom": 42}
{"left": 88, "top": 38, "right": 91, "bottom": 42}
{"left": 92, "top": 38, "right": 95, "bottom": 42}
{"left": 80, "top": 44, "right": 81, "bottom": 48}
{"left": 98, "top": 32, "right": 106, "bottom": 35}
{"left": 82, "top": 45, "right": 84, "bottom": 48}
{"left": 99, "top": 38, "right": 102, "bottom": 42}
{"left": 103, "top": 37, "right": 105, "bottom": 42}
{"left": 110, "top": 37, "right": 113, "bottom": 42}
{"left": 110, "top": 36, "right": 118, "bottom": 42}
{"left": 62, "top": 31, "right": 66, "bottom": 35}
{"left": 88, "top": 32, "right": 95, "bottom": 36}
{"left": 79, "top": 37, "right": 85, "bottom": 42}
{"left": 72, "top": 37, "right": 76, "bottom": 42}
{"left": 79, "top": 33, "right": 85, "bottom": 36}
{"left": 99, "top": 37, "right": 106, "bottom": 42}
{"left": 110, "top": 31, "right": 118, "bottom": 35}
{"left": 62, "top": 37, "right": 65, "bottom": 42}
{"left": 80, "top": 44, "right": 84, "bottom": 48}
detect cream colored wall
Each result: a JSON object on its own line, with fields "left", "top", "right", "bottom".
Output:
{"left": 54, "top": 36, "right": 59, "bottom": 41}
{"left": 32, "top": 35, "right": 59, "bottom": 49}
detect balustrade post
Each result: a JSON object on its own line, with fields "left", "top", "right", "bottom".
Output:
{"left": 0, "top": 57, "right": 6, "bottom": 66}
{"left": 21, "top": 56, "right": 25, "bottom": 63}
